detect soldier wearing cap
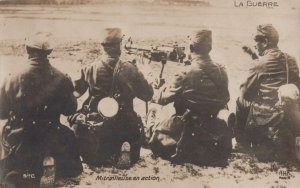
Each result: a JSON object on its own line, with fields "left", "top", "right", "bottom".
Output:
{"left": 0, "top": 32, "right": 82, "bottom": 187}
{"left": 68, "top": 28, "right": 153, "bottom": 168}
{"left": 234, "top": 24, "right": 300, "bottom": 162}
{"left": 145, "top": 30, "right": 232, "bottom": 166}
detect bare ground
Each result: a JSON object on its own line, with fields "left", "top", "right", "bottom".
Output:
{"left": 0, "top": 2, "right": 300, "bottom": 187}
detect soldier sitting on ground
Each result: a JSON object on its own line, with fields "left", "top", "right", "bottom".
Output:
{"left": 234, "top": 24, "right": 300, "bottom": 163}
{"left": 0, "top": 32, "right": 83, "bottom": 188}
{"left": 145, "top": 30, "right": 233, "bottom": 166}
{"left": 68, "top": 28, "right": 153, "bottom": 169}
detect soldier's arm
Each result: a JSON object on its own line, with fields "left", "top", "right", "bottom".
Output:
{"left": 128, "top": 64, "right": 154, "bottom": 102}
{"left": 286, "top": 56, "right": 300, "bottom": 106}
{"left": 62, "top": 76, "right": 78, "bottom": 116}
{"left": 153, "top": 71, "right": 185, "bottom": 105}
{"left": 73, "top": 67, "right": 89, "bottom": 98}
{"left": 287, "top": 55, "right": 300, "bottom": 84}
{"left": 0, "top": 78, "right": 12, "bottom": 119}
{"left": 240, "top": 64, "right": 260, "bottom": 101}
{"left": 206, "top": 64, "right": 230, "bottom": 104}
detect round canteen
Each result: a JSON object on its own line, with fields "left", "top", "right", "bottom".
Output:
{"left": 97, "top": 97, "right": 119, "bottom": 118}
{"left": 278, "top": 84, "right": 299, "bottom": 100}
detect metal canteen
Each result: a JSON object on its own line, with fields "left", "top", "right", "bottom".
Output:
{"left": 97, "top": 97, "right": 119, "bottom": 118}
{"left": 278, "top": 84, "right": 299, "bottom": 104}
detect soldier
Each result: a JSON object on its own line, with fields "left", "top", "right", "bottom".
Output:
{"left": 0, "top": 32, "right": 82, "bottom": 188}
{"left": 146, "top": 30, "right": 232, "bottom": 166}
{"left": 234, "top": 24, "right": 300, "bottom": 162}
{"left": 68, "top": 28, "right": 153, "bottom": 169}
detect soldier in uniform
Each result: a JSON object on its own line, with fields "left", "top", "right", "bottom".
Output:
{"left": 0, "top": 32, "right": 83, "bottom": 188}
{"left": 234, "top": 24, "right": 300, "bottom": 162}
{"left": 68, "top": 28, "right": 153, "bottom": 169}
{"left": 146, "top": 30, "right": 232, "bottom": 166}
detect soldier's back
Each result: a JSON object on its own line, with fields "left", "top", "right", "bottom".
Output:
{"left": 2, "top": 59, "right": 73, "bottom": 120}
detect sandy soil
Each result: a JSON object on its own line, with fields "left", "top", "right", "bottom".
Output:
{"left": 0, "top": 2, "right": 300, "bottom": 187}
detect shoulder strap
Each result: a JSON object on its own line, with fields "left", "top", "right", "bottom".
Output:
{"left": 109, "top": 60, "right": 121, "bottom": 97}
{"left": 283, "top": 53, "right": 289, "bottom": 84}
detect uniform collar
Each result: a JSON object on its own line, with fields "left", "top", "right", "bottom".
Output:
{"left": 191, "top": 53, "right": 211, "bottom": 64}
{"left": 262, "top": 47, "right": 280, "bottom": 56}
{"left": 102, "top": 54, "right": 120, "bottom": 70}
{"left": 28, "top": 57, "right": 50, "bottom": 66}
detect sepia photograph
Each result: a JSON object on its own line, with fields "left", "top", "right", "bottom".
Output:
{"left": 0, "top": 0, "right": 299, "bottom": 187}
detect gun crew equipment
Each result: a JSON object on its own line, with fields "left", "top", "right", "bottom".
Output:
{"left": 153, "top": 58, "right": 167, "bottom": 90}
{"left": 171, "top": 109, "right": 192, "bottom": 162}
{"left": 125, "top": 37, "right": 186, "bottom": 63}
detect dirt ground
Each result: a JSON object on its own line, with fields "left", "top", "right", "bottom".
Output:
{"left": 0, "top": 1, "right": 300, "bottom": 187}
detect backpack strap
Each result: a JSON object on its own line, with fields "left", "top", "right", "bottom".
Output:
{"left": 283, "top": 53, "right": 289, "bottom": 84}
{"left": 109, "top": 60, "right": 121, "bottom": 97}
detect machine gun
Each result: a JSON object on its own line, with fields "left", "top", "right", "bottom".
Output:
{"left": 124, "top": 37, "right": 186, "bottom": 63}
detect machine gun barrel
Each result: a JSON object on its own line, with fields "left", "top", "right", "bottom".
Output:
{"left": 125, "top": 44, "right": 152, "bottom": 53}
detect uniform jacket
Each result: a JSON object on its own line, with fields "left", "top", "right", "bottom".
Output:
{"left": 0, "top": 57, "right": 78, "bottom": 163}
{"left": 0, "top": 57, "right": 77, "bottom": 122}
{"left": 241, "top": 48, "right": 299, "bottom": 127}
{"left": 74, "top": 55, "right": 153, "bottom": 112}
{"left": 155, "top": 54, "right": 230, "bottom": 115}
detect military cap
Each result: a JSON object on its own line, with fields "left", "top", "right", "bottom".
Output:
{"left": 254, "top": 24, "right": 279, "bottom": 45}
{"left": 190, "top": 29, "right": 212, "bottom": 54}
{"left": 25, "top": 32, "right": 53, "bottom": 51}
{"left": 100, "top": 28, "right": 123, "bottom": 45}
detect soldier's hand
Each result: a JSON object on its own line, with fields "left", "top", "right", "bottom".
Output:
{"left": 242, "top": 45, "right": 258, "bottom": 60}
{"left": 153, "top": 78, "right": 165, "bottom": 89}
{"left": 159, "top": 78, "right": 166, "bottom": 88}
{"left": 152, "top": 77, "right": 160, "bottom": 89}
{"left": 75, "top": 114, "right": 86, "bottom": 124}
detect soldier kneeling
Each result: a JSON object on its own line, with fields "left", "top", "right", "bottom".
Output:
{"left": 68, "top": 28, "right": 153, "bottom": 169}
{"left": 0, "top": 32, "right": 83, "bottom": 188}
{"left": 234, "top": 24, "right": 300, "bottom": 163}
{"left": 145, "top": 30, "right": 234, "bottom": 167}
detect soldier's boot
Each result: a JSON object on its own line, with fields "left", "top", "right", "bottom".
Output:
{"left": 171, "top": 110, "right": 192, "bottom": 164}
{"left": 170, "top": 148, "right": 185, "bottom": 164}
{"left": 170, "top": 128, "right": 187, "bottom": 164}
{"left": 40, "top": 156, "right": 55, "bottom": 188}
{"left": 116, "top": 142, "right": 131, "bottom": 169}
{"left": 144, "top": 107, "right": 158, "bottom": 147}
{"left": 234, "top": 97, "right": 251, "bottom": 153}
{"left": 234, "top": 141, "right": 251, "bottom": 153}
{"left": 3, "top": 171, "right": 20, "bottom": 188}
